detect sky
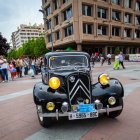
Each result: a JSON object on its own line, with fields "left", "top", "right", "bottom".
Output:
{"left": 0, "top": 0, "right": 43, "bottom": 43}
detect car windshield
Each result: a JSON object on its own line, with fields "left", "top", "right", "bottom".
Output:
{"left": 49, "top": 55, "right": 88, "bottom": 69}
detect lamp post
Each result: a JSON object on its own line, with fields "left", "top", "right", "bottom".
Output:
{"left": 39, "top": 9, "right": 54, "bottom": 52}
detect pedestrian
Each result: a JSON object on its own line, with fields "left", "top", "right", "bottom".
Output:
{"left": 91, "top": 53, "right": 95, "bottom": 67}
{"left": 19, "top": 57, "right": 23, "bottom": 77}
{"left": 16, "top": 58, "right": 20, "bottom": 78}
{"left": 8, "top": 60, "right": 17, "bottom": 81}
{"left": 23, "top": 58, "right": 29, "bottom": 76}
{"left": 0, "top": 56, "right": 9, "bottom": 82}
{"left": 100, "top": 54, "right": 105, "bottom": 66}
{"left": 113, "top": 54, "right": 120, "bottom": 70}
{"left": 0, "top": 67, "right": 2, "bottom": 82}
{"left": 107, "top": 53, "right": 111, "bottom": 65}
{"left": 29, "top": 58, "right": 35, "bottom": 78}
{"left": 39, "top": 57, "right": 44, "bottom": 70}
{"left": 0, "top": 55, "right": 5, "bottom": 82}
{"left": 118, "top": 51, "right": 125, "bottom": 69}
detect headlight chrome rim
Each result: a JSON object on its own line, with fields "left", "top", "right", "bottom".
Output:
{"left": 108, "top": 96, "right": 116, "bottom": 105}
{"left": 61, "top": 102, "right": 68, "bottom": 113}
{"left": 98, "top": 73, "right": 110, "bottom": 86}
{"left": 49, "top": 77, "right": 61, "bottom": 90}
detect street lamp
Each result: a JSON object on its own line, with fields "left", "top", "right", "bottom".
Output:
{"left": 39, "top": 9, "right": 54, "bottom": 52}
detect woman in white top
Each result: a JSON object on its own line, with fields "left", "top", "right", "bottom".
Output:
{"left": 0, "top": 56, "right": 9, "bottom": 82}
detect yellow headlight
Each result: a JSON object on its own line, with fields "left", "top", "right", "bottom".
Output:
{"left": 99, "top": 74, "right": 110, "bottom": 85}
{"left": 108, "top": 96, "right": 116, "bottom": 105}
{"left": 49, "top": 77, "right": 60, "bottom": 90}
{"left": 46, "top": 102, "right": 55, "bottom": 111}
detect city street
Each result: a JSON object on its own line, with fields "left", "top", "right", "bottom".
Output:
{"left": 0, "top": 62, "right": 140, "bottom": 140}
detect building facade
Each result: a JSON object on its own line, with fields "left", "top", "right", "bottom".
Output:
{"left": 42, "top": 0, "right": 140, "bottom": 55}
{"left": 11, "top": 24, "right": 44, "bottom": 49}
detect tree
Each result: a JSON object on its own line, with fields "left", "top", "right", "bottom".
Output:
{"left": 7, "top": 49, "right": 17, "bottom": 60}
{"left": 0, "top": 33, "right": 10, "bottom": 55}
{"left": 8, "top": 37, "right": 49, "bottom": 59}
{"left": 114, "top": 47, "right": 120, "bottom": 55}
{"left": 34, "top": 37, "right": 49, "bottom": 57}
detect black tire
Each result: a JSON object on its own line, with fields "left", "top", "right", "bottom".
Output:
{"left": 108, "top": 98, "right": 123, "bottom": 118}
{"left": 36, "top": 105, "right": 52, "bottom": 128}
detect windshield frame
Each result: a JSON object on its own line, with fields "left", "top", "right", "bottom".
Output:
{"left": 48, "top": 55, "right": 89, "bottom": 70}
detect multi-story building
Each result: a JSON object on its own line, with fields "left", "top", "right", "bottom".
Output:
{"left": 11, "top": 24, "right": 44, "bottom": 49}
{"left": 42, "top": 0, "right": 140, "bottom": 55}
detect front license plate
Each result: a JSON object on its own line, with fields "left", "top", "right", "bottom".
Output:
{"left": 68, "top": 112, "right": 98, "bottom": 120}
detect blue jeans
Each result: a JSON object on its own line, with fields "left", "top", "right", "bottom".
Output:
{"left": 1, "top": 68, "right": 8, "bottom": 81}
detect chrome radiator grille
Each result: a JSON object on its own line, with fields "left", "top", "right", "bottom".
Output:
{"left": 67, "top": 72, "right": 91, "bottom": 105}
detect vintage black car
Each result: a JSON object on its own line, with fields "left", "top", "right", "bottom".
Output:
{"left": 33, "top": 51, "right": 124, "bottom": 127}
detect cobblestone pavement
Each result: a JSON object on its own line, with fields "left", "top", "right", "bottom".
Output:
{"left": 0, "top": 62, "right": 140, "bottom": 140}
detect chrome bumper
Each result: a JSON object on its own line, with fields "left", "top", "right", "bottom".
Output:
{"left": 38, "top": 105, "right": 123, "bottom": 120}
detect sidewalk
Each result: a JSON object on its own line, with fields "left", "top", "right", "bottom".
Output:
{"left": 0, "top": 62, "right": 140, "bottom": 140}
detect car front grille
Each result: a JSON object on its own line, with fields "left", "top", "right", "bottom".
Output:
{"left": 67, "top": 72, "right": 91, "bottom": 105}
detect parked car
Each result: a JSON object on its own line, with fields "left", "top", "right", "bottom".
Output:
{"left": 33, "top": 51, "right": 124, "bottom": 127}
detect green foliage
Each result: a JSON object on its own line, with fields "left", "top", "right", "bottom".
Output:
{"left": 0, "top": 33, "right": 10, "bottom": 55}
{"left": 34, "top": 37, "right": 49, "bottom": 57}
{"left": 114, "top": 47, "right": 120, "bottom": 55}
{"left": 7, "top": 37, "right": 49, "bottom": 59}
{"left": 7, "top": 49, "right": 17, "bottom": 60}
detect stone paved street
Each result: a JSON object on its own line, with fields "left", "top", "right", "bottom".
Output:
{"left": 0, "top": 62, "right": 140, "bottom": 140}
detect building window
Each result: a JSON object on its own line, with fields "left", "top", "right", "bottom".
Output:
{"left": 129, "top": 48, "right": 136, "bottom": 54}
{"left": 55, "top": 15, "right": 59, "bottom": 25}
{"left": 56, "top": 30, "right": 60, "bottom": 40}
{"left": 64, "top": 25, "right": 73, "bottom": 37}
{"left": 45, "top": 5, "right": 51, "bottom": 16}
{"left": 47, "top": 20, "right": 52, "bottom": 29}
{"left": 98, "top": 7, "right": 107, "bottom": 19}
{"left": 124, "top": 13, "right": 132, "bottom": 23}
{"left": 107, "top": 47, "right": 115, "bottom": 54}
{"left": 48, "top": 34, "right": 52, "bottom": 42}
{"left": 135, "top": 30, "right": 140, "bottom": 38}
{"left": 136, "top": 1, "right": 140, "bottom": 11}
{"left": 20, "top": 33, "right": 26, "bottom": 35}
{"left": 112, "top": 10, "right": 121, "bottom": 21}
{"left": 111, "top": 0, "right": 120, "bottom": 5}
{"left": 62, "top": 0, "right": 69, "bottom": 4}
{"left": 112, "top": 26, "right": 120, "bottom": 36}
{"left": 135, "top": 15, "right": 140, "bottom": 25}
{"left": 82, "top": 4, "right": 92, "bottom": 16}
{"left": 83, "top": 23, "right": 93, "bottom": 34}
{"left": 98, "top": 25, "right": 108, "bottom": 35}
{"left": 124, "top": 28, "right": 132, "bottom": 38}
{"left": 63, "top": 7, "right": 72, "bottom": 21}
{"left": 53, "top": 0, "right": 59, "bottom": 10}
{"left": 124, "top": 0, "right": 131, "bottom": 8}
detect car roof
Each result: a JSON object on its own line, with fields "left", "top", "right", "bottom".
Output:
{"left": 45, "top": 51, "right": 90, "bottom": 57}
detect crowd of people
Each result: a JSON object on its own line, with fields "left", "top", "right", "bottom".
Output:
{"left": 0, "top": 56, "right": 43, "bottom": 82}
{"left": 0, "top": 52, "right": 126, "bottom": 83}
{"left": 90, "top": 51, "right": 125, "bottom": 69}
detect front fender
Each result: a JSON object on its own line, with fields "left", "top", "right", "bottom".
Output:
{"left": 33, "top": 82, "right": 68, "bottom": 105}
{"left": 92, "top": 78, "right": 124, "bottom": 99}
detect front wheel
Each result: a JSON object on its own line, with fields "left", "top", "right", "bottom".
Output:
{"left": 108, "top": 98, "right": 123, "bottom": 118}
{"left": 36, "top": 105, "right": 52, "bottom": 127}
